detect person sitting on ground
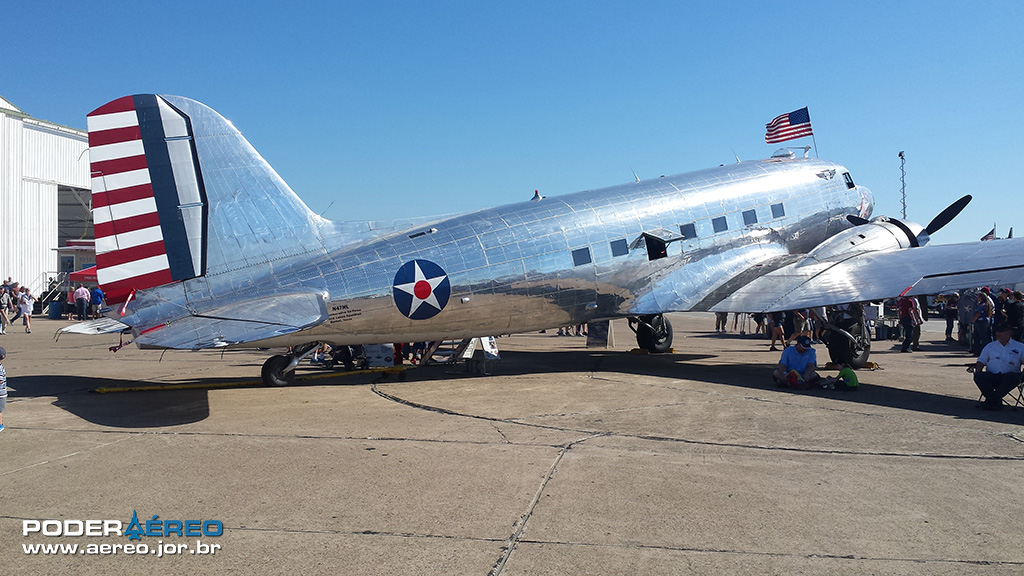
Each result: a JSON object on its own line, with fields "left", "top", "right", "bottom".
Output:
{"left": 834, "top": 363, "right": 859, "bottom": 391}
{"left": 773, "top": 336, "right": 832, "bottom": 389}
{"left": 967, "top": 323, "right": 1024, "bottom": 410}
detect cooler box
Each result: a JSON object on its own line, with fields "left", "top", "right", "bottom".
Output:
{"left": 363, "top": 344, "right": 395, "bottom": 368}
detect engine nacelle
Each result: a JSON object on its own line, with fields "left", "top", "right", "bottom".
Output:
{"left": 803, "top": 217, "right": 924, "bottom": 263}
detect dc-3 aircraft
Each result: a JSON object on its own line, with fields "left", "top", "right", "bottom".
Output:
{"left": 68, "top": 94, "right": 1024, "bottom": 385}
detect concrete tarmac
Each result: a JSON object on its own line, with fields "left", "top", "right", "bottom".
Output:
{"left": 3, "top": 313, "right": 1024, "bottom": 575}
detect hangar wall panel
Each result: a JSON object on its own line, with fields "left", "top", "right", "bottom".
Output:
{"left": 0, "top": 108, "right": 88, "bottom": 293}
{"left": 0, "top": 114, "right": 25, "bottom": 284}
{"left": 12, "top": 180, "right": 60, "bottom": 290}
{"left": 22, "top": 123, "right": 89, "bottom": 187}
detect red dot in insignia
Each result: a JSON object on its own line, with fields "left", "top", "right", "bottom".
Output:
{"left": 414, "top": 280, "right": 431, "bottom": 299}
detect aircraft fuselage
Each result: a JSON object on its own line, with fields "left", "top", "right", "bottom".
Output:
{"left": 269, "top": 157, "right": 871, "bottom": 346}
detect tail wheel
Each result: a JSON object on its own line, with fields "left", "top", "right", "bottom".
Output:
{"left": 636, "top": 314, "right": 674, "bottom": 353}
{"left": 262, "top": 354, "right": 295, "bottom": 386}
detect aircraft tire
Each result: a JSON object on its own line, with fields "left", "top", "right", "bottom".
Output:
{"left": 637, "top": 314, "right": 673, "bottom": 353}
{"left": 825, "top": 322, "right": 871, "bottom": 369}
{"left": 262, "top": 354, "right": 295, "bottom": 386}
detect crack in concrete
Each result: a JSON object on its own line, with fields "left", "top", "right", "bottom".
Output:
{"left": 0, "top": 434, "right": 139, "bottom": 477}
{"left": 370, "top": 382, "right": 1024, "bottom": 461}
{"left": 9, "top": 426, "right": 564, "bottom": 448}
{"left": 489, "top": 433, "right": 604, "bottom": 576}
{"left": 511, "top": 538, "right": 1024, "bottom": 567}
{"left": 224, "top": 524, "right": 505, "bottom": 543}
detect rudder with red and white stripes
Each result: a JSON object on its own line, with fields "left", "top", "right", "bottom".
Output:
{"left": 87, "top": 95, "right": 205, "bottom": 305}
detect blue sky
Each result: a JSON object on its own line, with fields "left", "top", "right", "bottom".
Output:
{"left": 4, "top": 1, "right": 1021, "bottom": 244}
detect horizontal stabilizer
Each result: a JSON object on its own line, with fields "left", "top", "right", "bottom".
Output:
{"left": 57, "top": 317, "right": 131, "bottom": 336}
{"left": 135, "top": 292, "right": 329, "bottom": 350}
{"left": 712, "top": 238, "right": 1024, "bottom": 312}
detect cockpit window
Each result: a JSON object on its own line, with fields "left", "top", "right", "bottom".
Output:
{"left": 843, "top": 172, "right": 855, "bottom": 189}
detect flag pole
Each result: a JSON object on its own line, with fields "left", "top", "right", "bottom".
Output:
{"left": 811, "top": 133, "right": 818, "bottom": 158}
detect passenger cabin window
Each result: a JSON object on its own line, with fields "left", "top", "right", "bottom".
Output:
{"left": 712, "top": 216, "right": 728, "bottom": 233}
{"left": 572, "top": 247, "right": 592, "bottom": 267}
{"left": 742, "top": 209, "right": 757, "bottom": 226}
{"left": 679, "top": 223, "right": 697, "bottom": 239}
{"left": 771, "top": 203, "right": 785, "bottom": 218}
{"left": 843, "top": 172, "right": 855, "bottom": 189}
{"left": 610, "top": 239, "right": 629, "bottom": 257}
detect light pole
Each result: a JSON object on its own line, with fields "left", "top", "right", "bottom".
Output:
{"left": 898, "top": 151, "right": 906, "bottom": 219}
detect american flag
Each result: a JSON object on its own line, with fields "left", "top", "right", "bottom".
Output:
{"left": 981, "top": 227, "right": 996, "bottom": 241}
{"left": 765, "top": 107, "right": 814, "bottom": 144}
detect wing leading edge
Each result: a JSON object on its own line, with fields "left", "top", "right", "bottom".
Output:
{"left": 712, "top": 238, "right": 1024, "bottom": 313}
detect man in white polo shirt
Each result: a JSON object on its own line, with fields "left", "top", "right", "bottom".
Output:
{"left": 968, "top": 323, "right": 1024, "bottom": 410}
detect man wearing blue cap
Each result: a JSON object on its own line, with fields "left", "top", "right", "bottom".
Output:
{"left": 773, "top": 335, "right": 827, "bottom": 389}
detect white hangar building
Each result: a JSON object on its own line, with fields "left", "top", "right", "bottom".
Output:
{"left": 0, "top": 95, "right": 91, "bottom": 293}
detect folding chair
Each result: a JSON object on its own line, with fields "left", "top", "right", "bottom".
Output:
{"left": 976, "top": 373, "right": 1024, "bottom": 409}
{"left": 1004, "top": 375, "right": 1024, "bottom": 409}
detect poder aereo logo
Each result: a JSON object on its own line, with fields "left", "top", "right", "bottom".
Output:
{"left": 23, "top": 519, "right": 122, "bottom": 537}
{"left": 23, "top": 510, "right": 223, "bottom": 539}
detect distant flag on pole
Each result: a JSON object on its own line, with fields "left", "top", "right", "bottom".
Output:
{"left": 765, "top": 107, "right": 814, "bottom": 144}
{"left": 981, "top": 227, "right": 996, "bottom": 241}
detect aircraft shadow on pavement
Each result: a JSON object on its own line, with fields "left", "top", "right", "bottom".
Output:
{"left": 11, "top": 375, "right": 215, "bottom": 428}
{"left": 10, "top": 347, "right": 1014, "bottom": 428}
{"left": 401, "top": 349, "right": 1021, "bottom": 424}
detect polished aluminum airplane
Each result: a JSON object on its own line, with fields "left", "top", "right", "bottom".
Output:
{"left": 70, "top": 94, "right": 1024, "bottom": 385}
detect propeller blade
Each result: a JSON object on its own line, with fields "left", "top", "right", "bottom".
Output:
{"left": 888, "top": 218, "right": 920, "bottom": 248}
{"left": 925, "top": 194, "right": 972, "bottom": 235}
{"left": 847, "top": 215, "right": 869, "bottom": 226}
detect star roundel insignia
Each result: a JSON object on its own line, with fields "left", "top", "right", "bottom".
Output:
{"left": 392, "top": 259, "right": 451, "bottom": 320}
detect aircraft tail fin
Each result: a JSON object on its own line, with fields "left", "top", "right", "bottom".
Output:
{"left": 88, "top": 95, "right": 323, "bottom": 305}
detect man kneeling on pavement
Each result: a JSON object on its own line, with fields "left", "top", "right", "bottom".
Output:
{"left": 771, "top": 335, "right": 857, "bottom": 390}
{"left": 968, "top": 323, "right": 1024, "bottom": 410}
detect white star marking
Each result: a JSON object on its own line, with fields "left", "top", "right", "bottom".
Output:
{"left": 393, "top": 261, "right": 447, "bottom": 317}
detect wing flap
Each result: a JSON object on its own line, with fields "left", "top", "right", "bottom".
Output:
{"left": 135, "top": 292, "right": 329, "bottom": 349}
{"left": 712, "top": 239, "right": 1024, "bottom": 312}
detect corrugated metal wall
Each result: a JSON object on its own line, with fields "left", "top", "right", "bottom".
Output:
{"left": 23, "top": 122, "right": 90, "bottom": 185}
{"left": 0, "top": 111, "right": 89, "bottom": 292}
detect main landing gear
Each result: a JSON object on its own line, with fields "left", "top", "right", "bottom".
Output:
{"left": 261, "top": 342, "right": 320, "bottom": 386}
{"left": 629, "top": 313, "right": 674, "bottom": 353}
{"left": 260, "top": 343, "right": 369, "bottom": 386}
{"left": 823, "top": 305, "right": 871, "bottom": 369}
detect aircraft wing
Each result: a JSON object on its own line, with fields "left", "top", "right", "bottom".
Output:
{"left": 134, "top": 292, "right": 330, "bottom": 350}
{"left": 711, "top": 238, "right": 1024, "bottom": 313}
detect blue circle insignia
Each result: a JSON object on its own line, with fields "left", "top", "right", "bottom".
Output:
{"left": 392, "top": 259, "right": 451, "bottom": 320}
